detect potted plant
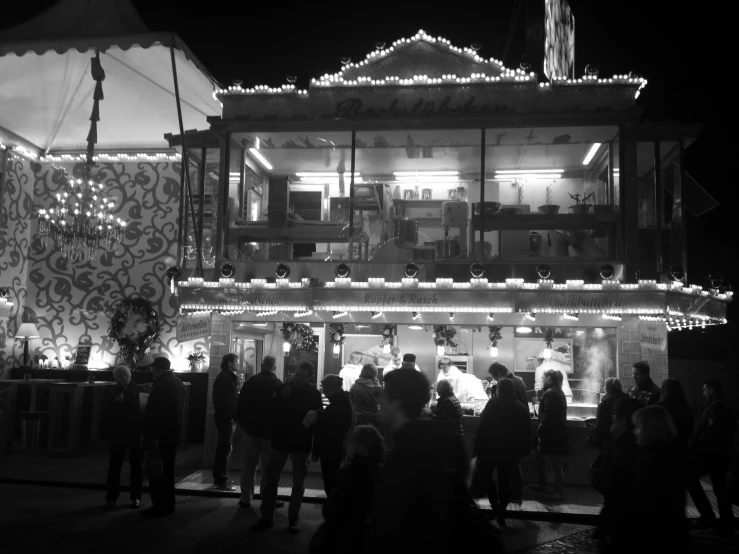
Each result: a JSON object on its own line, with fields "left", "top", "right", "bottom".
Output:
{"left": 569, "top": 192, "right": 594, "bottom": 214}
{"left": 538, "top": 183, "right": 560, "bottom": 214}
{"left": 186, "top": 350, "right": 207, "bottom": 372}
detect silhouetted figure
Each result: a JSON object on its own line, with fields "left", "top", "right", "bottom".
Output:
{"left": 685, "top": 379, "right": 738, "bottom": 533}
{"left": 474, "top": 378, "right": 530, "bottom": 527}
{"left": 142, "top": 357, "right": 185, "bottom": 517}
{"left": 434, "top": 379, "right": 464, "bottom": 436}
{"left": 252, "top": 361, "right": 322, "bottom": 533}
{"left": 658, "top": 378, "right": 694, "bottom": 447}
{"left": 350, "top": 364, "right": 382, "bottom": 426}
{"left": 309, "top": 425, "right": 384, "bottom": 554}
{"left": 312, "top": 374, "right": 355, "bottom": 498}
{"left": 590, "top": 378, "right": 628, "bottom": 449}
{"left": 531, "top": 369, "right": 568, "bottom": 501}
{"left": 237, "top": 355, "right": 282, "bottom": 509}
{"left": 104, "top": 365, "right": 142, "bottom": 510}
{"left": 363, "top": 368, "right": 504, "bottom": 554}
{"left": 628, "top": 361, "right": 660, "bottom": 406}
{"left": 212, "top": 353, "right": 239, "bottom": 491}
{"left": 600, "top": 406, "right": 692, "bottom": 554}
{"left": 487, "top": 362, "right": 528, "bottom": 408}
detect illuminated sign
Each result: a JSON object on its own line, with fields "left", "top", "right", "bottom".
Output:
{"left": 335, "top": 97, "right": 514, "bottom": 119}
{"left": 639, "top": 321, "right": 667, "bottom": 352}
{"left": 544, "top": 0, "right": 576, "bottom": 81}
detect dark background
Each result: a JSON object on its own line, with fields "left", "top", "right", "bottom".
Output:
{"left": 2, "top": 1, "right": 735, "bottom": 358}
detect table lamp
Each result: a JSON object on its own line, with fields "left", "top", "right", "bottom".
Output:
{"left": 16, "top": 323, "right": 40, "bottom": 366}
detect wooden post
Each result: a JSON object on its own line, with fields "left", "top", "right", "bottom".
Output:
{"left": 620, "top": 127, "right": 640, "bottom": 281}
{"left": 349, "top": 131, "right": 356, "bottom": 260}
{"left": 653, "top": 141, "right": 663, "bottom": 275}
{"left": 216, "top": 134, "right": 231, "bottom": 263}
{"left": 479, "top": 128, "right": 486, "bottom": 261}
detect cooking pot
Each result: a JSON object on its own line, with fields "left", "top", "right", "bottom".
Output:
{"left": 394, "top": 218, "right": 419, "bottom": 246}
{"left": 435, "top": 239, "right": 460, "bottom": 259}
{"left": 473, "top": 202, "right": 502, "bottom": 218}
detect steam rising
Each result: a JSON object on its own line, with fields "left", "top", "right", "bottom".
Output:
{"left": 574, "top": 330, "right": 614, "bottom": 404}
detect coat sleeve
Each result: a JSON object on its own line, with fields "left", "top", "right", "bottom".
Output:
{"left": 212, "top": 374, "right": 226, "bottom": 416}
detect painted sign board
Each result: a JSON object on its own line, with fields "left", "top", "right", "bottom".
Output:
{"left": 176, "top": 314, "right": 212, "bottom": 343}
{"left": 639, "top": 321, "right": 667, "bottom": 352}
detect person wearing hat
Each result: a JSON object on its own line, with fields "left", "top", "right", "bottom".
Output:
{"left": 142, "top": 356, "right": 185, "bottom": 517}
{"left": 382, "top": 349, "right": 420, "bottom": 383}
{"left": 435, "top": 357, "right": 462, "bottom": 397}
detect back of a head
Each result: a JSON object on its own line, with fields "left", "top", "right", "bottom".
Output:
{"left": 497, "top": 377, "right": 515, "bottom": 397}
{"left": 543, "top": 369, "right": 558, "bottom": 385}
{"left": 704, "top": 378, "right": 723, "bottom": 396}
{"left": 321, "top": 374, "right": 343, "bottom": 394}
{"left": 660, "top": 378, "right": 686, "bottom": 405}
{"left": 383, "top": 367, "right": 430, "bottom": 419}
{"left": 633, "top": 361, "right": 650, "bottom": 376}
{"left": 113, "top": 364, "right": 131, "bottom": 385}
{"left": 488, "top": 362, "right": 509, "bottom": 379}
{"left": 436, "top": 378, "right": 453, "bottom": 398}
{"left": 605, "top": 377, "right": 623, "bottom": 395}
{"left": 555, "top": 370, "right": 564, "bottom": 385}
{"left": 402, "top": 353, "right": 416, "bottom": 363}
{"left": 360, "top": 363, "right": 378, "bottom": 380}
{"left": 262, "top": 355, "right": 276, "bottom": 372}
{"left": 633, "top": 405, "right": 678, "bottom": 446}
{"left": 298, "top": 361, "right": 315, "bottom": 377}
{"left": 352, "top": 424, "right": 385, "bottom": 461}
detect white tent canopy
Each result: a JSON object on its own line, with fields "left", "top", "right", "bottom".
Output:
{"left": 0, "top": 0, "right": 221, "bottom": 154}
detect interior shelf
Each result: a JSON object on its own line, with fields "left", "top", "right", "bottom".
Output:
{"left": 471, "top": 213, "right": 619, "bottom": 231}
{"left": 393, "top": 199, "right": 447, "bottom": 208}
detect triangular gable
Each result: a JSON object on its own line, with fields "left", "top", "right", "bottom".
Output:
{"left": 312, "top": 29, "right": 526, "bottom": 88}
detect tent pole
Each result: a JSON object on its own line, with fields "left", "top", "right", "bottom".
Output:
{"left": 169, "top": 45, "right": 203, "bottom": 278}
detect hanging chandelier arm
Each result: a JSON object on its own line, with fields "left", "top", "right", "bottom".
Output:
{"left": 170, "top": 45, "right": 203, "bottom": 278}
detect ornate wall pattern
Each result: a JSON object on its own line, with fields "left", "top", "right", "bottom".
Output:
{"left": 0, "top": 153, "right": 34, "bottom": 376}
{"left": 2, "top": 160, "right": 208, "bottom": 373}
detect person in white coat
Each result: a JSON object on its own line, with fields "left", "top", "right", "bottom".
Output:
{"left": 435, "top": 357, "right": 463, "bottom": 396}
{"left": 339, "top": 351, "right": 364, "bottom": 392}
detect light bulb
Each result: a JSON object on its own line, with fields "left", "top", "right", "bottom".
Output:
{"left": 543, "top": 348, "right": 552, "bottom": 359}
{"left": 383, "top": 343, "right": 391, "bottom": 354}
{"left": 436, "top": 345, "right": 445, "bottom": 356}
{"left": 489, "top": 346, "right": 499, "bottom": 357}
{"left": 282, "top": 341, "right": 291, "bottom": 356}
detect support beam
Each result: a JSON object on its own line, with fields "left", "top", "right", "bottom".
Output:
{"left": 653, "top": 141, "right": 663, "bottom": 275}
{"left": 479, "top": 128, "right": 486, "bottom": 261}
{"left": 620, "top": 127, "right": 640, "bottom": 281}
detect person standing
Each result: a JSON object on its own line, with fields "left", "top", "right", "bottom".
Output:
{"left": 658, "top": 378, "right": 694, "bottom": 447}
{"left": 590, "top": 378, "right": 628, "bottom": 449}
{"left": 434, "top": 379, "right": 464, "bottom": 436}
{"left": 474, "top": 378, "right": 531, "bottom": 527}
{"left": 435, "top": 357, "right": 462, "bottom": 396}
{"left": 212, "top": 353, "right": 239, "bottom": 491}
{"left": 142, "top": 357, "right": 185, "bottom": 517}
{"left": 628, "top": 361, "right": 660, "bottom": 406}
{"left": 531, "top": 369, "right": 568, "bottom": 501}
{"left": 350, "top": 364, "right": 382, "bottom": 426}
{"left": 339, "top": 352, "right": 364, "bottom": 392}
{"left": 686, "top": 379, "right": 738, "bottom": 533}
{"left": 382, "top": 350, "right": 421, "bottom": 383}
{"left": 311, "top": 374, "right": 355, "bottom": 498}
{"left": 103, "top": 365, "right": 142, "bottom": 510}
{"left": 252, "top": 361, "right": 323, "bottom": 533}
{"left": 237, "top": 355, "right": 282, "bottom": 509}
{"left": 487, "top": 363, "right": 528, "bottom": 408}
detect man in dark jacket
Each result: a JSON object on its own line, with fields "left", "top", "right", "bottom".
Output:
{"left": 532, "top": 369, "right": 568, "bottom": 501}
{"left": 237, "top": 355, "right": 282, "bottom": 508}
{"left": 212, "top": 353, "right": 239, "bottom": 491}
{"left": 628, "top": 361, "right": 660, "bottom": 406}
{"left": 311, "top": 374, "right": 355, "bottom": 498}
{"left": 142, "top": 356, "right": 185, "bottom": 517}
{"left": 685, "top": 379, "right": 738, "bottom": 532}
{"left": 104, "top": 365, "right": 142, "bottom": 510}
{"left": 487, "top": 362, "right": 529, "bottom": 502}
{"left": 252, "top": 361, "right": 323, "bottom": 533}
{"left": 363, "top": 368, "right": 501, "bottom": 554}
{"left": 590, "top": 378, "right": 628, "bottom": 448}
{"left": 474, "top": 378, "right": 531, "bottom": 526}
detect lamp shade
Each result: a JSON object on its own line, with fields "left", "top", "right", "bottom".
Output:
{"left": 16, "top": 323, "right": 40, "bottom": 339}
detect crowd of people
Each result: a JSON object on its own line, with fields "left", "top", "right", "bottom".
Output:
{"left": 101, "top": 349, "right": 738, "bottom": 553}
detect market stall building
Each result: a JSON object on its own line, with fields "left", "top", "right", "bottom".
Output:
{"left": 167, "top": 27, "right": 731, "bottom": 475}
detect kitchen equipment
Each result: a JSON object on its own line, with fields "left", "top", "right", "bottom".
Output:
{"left": 434, "top": 239, "right": 460, "bottom": 258}
{"left": 403, "top": 189, "right": 414, "bottom": 200}
{"left": 472, "top": 202, "right": 502, "bottom": 218}
{"left": 394, "top": 218, "right": 419, "bottom": 247}
{"left": 447, "top": 189, "right": 458, "bottom": 200}
{"left": 500, "top": 207, "right": 521, "bottom": 215}
{"left": 422, "top": 188, "right": 432, "bottom": 199}
{"left": 413, "top": 247, "right": 435, "bottom": 261}
{"left": 441, "top": 201, "right": 468, "bottom": 258}
{"left": 537, "top": 205, "right": 561, "bottom": 214}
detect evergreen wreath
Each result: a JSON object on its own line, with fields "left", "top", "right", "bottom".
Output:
{"left": 108, "top": 298, "right": 161, "bottom": 369}
{"left": 328, "top": 324, "right": 347, "bottom": 346}
{"left": 381, "top": 325, "right": 396, "bottom": 348}
{"left": 488, "top": 326, "right": 503, "bottom": 348}
{"left": 432, "top": 325, "right": 457, "bottom": 349}
{"left": 281, "top": 323, "right": 316, "bottom": 351}
{"left": 544, "top": 327, "right": 554, "bottom": 349}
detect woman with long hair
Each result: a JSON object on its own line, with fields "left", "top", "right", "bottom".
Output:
{"left": 350, "top": 364, "right": 382, "bottom": 427}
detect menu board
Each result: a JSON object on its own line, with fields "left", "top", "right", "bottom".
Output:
{"left": 74, "top": 343, "right": 92, "bottom": 366}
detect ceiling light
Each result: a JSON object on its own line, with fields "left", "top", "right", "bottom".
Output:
{"left": 252, "top": 322, "right": 268, "bottom": 327}
{"left": 333, "top": 311, "right": 348, "bottom": 318}
{"left": 300, "top": 177, "right": 364, "bottom": 184}
{"left": 412, "top": 311, "right": 421, "bottom": 320}
{"left": 408, "top": 325, "right": 423, "bottom": 330}
{"left": 582, "top": 143, "right": 602, "bottom": 165}
{"left": 249, "top": 148, "right": 273, "bottom": 170}
{"left": 495, "top": 169, "right": 564, "bottom": 174}
{"left": 496, "top": 173, "right": 562, "bottom": 181}
{"left": 393, "top": 176, "right": 462, "bottom": 183}
{"left": 296, "top": 172, "right": 361, "bottom": 177}
{"left": 525, "top": 312, "right": 536, "bottom": 321}
{"left": 393, "top": 171, "right": 459, "bottom": 177}
{"left": 516, "top": 326, "right": 532, "bottom": 333}
{"left": 371, "top": 311, "right": 383, "bottom": 319}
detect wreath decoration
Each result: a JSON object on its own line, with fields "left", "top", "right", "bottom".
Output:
{"left": 488, "top": 326, "right": 503, "bottom": 349}
{"left": 108, "top": 298, "right": 161, "bottom": 369}
{"left": 543, "top": 327, "right": 554, "bottom": 349}
{"left": 381, "top": 325, "right": 396, "bottom": 349}
{"left": 281, "top": 323, "right": 316, "bottom": 351}
{"left": 433, "top": 325, "right": 457, "bottom": 349}
{"left": 328, "top": 324, "right": 347, "bottom": 346}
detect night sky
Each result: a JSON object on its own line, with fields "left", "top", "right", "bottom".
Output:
{"left": 2, "top": 1, "right": 735, "bottom": 354}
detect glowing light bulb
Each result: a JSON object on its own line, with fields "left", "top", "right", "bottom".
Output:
{"left": 383, "top": 343, "right": 391, "bottom": 354}
{"left": 543, "top": 348, "right": 552, "bottom": 359}
{"left": 490, "top": 346, "right": 499, "bottom": 357}
{"left": 436, "top": 345, "right": 445, "bottom": 356}
{"left": 283, "top": 341, "right": 291, "bottom": 356}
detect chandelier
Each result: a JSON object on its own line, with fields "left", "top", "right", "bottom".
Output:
{"left": 37, "top": 174, "right": 125, "bottom": 262}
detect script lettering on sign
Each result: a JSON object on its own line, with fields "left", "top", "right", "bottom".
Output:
{"left": 363, "top": 292, "right": 440, "bottom": 307}
{"left": 548, "top": 296, "right": 623, "bottom": 309}
{"left": 176, "top": 314, "right": 212, "bottom": 343}
{"left": 638, "top": 321, "right": 667, "bottom": 352}
{"left": 335, "top": 97, "right": 513, "bottom": 119}
{"left": 221, "top": 292, "right": 281, "bottom": 306}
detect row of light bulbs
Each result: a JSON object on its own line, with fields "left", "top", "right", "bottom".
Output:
{"left": 1, "top": 143, "right": 181, "bottom": 163}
